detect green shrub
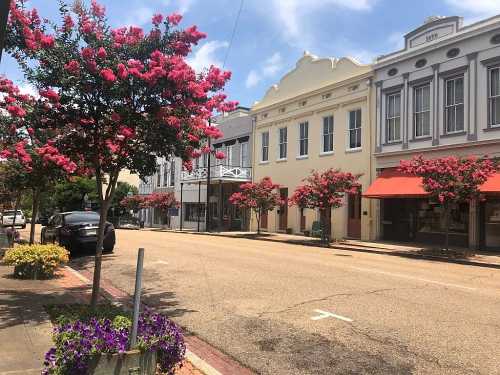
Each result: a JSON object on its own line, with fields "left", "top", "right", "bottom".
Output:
{"left": 3, "top": 244, "right": 69, "bottom": 279}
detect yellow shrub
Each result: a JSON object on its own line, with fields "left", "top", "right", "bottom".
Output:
{"left": 3, "top": 244, "right": 69, "bottom": 279}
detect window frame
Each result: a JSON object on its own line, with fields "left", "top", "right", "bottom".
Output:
{"left": 261, "top": 131, "right": 269, "bottom": 162}
{"left": 156, "top": 165, "right": 161, "bottom": 187}
{"left": 240, "top": 141, "right": 249, "bottom": 167}
{"left": 488, "top": 65, "right": 500, "bottom": 127}
{"left": 413, "top": 83, "right": 431, "bottom": 138}
{"left": 385, "top": 92, "right": 401, "bottom": 143}
{"left": 298, "top": 121, "right": 309, "bottom": 157}
{"left": 226, "top": 144, "right": 234, "bottom": 167}
{"left": 347, "top": 109, "right": 362, "bottom": 150}
{"left": 169, "top": 162, "right": 175, "bottom": 187}
{"left": 321, "top": 115, "right": 334, "bottom": 154}
{"left": 444, "top": 75, "right": 465, "bottom": 134}
{"left": 278, "top": 127, "right": 287, "bottom": 160}
{"left": 162, "top": 162, "right": 169, "bottom": 187}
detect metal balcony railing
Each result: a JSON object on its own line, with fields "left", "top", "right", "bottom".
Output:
{"left": 181, "top": 165, "right": 252, "bottom": 182}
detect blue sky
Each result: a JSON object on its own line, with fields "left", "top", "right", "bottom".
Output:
{"left": 2, "top": 0, "right": 500, "bottom": 107}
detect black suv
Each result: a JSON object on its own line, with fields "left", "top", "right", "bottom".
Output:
{"left": 41, "top": 211, "right": 115, "bottom": 253}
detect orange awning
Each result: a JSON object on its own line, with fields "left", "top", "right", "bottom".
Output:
{"left": 480, "top": 172, "right": 500, "bottom": 194}
{"left": 363, "top": 168, "right": 428, "bottom": 199}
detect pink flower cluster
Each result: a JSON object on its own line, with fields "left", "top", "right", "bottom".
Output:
{"left": 36, "top": 145, "right": 77, "bottom": 173}
{"left": 229, "top": 177, "right": 283, "bottom": 213}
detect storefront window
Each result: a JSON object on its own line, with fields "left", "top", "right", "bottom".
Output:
{"left": 485, "top": 200, "right": 500, "bottom": 248}
{"left": 416, "top": 200, "right": 468, "bottom": 234}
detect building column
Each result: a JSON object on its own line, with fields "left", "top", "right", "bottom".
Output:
{"left": 180, "top": 182, "right": 184, "bottom": 231}
{"left": 402, "top": 73, "right": 409, "bottom": 149}
{"left": 219, "top": 180, "right": 223, "bottom": 232}
{"left": 375, "top": 81, "right": 383, "bottom": 153}
{"left": 432, "top": 64, "right": 440, "bottom": 145}
{"left": 467, "top": 52, "right": 478, "bottom": 141}
{"left": 469, "top": 198, "right": 480, "bottom": 250}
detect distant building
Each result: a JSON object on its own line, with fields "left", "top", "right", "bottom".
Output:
{"left": 251, "top": 52, "right": 375, "bottom": 239}
{"left": 365, "top": 15, "right": 500, "bottom": 250}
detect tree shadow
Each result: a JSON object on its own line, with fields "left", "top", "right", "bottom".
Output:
{"left": 0, "top": 285, "right": 90, "bottom": 330}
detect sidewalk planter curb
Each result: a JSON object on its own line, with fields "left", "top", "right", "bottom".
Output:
{"left": 88, "top": 350, "right": 157, "bottom": 375}
{"left": 13, "top": 263, "right": 52, "bottom": 279}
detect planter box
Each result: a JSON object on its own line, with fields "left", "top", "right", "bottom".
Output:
{"left": 89, "top": 350, "right": 157, "bottom": 375}
{"left": 13, "top": 264, "right": 54, "bottom": 280}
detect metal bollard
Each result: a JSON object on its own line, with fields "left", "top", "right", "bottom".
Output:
{"left": 129, "top": 247, "right": 144, "bottom": 349}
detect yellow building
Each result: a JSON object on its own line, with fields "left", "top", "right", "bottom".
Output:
{"left": 251, "top": 52, "right": 375, "bottom": 240}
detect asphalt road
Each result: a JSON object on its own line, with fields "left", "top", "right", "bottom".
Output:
{"left": 64, "top": 229, "right": 500, "bottom": 375}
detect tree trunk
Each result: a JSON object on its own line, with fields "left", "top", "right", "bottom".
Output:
{"left": 320, "top": 208, "right": 331, "bottom": 244}
{"left": 29, "top": 188, "right": 41, "bottom": 245}
{"left": 444, "top": 204, "right": 450, "bottom": 252}
{"left": 90, "top": 169, "right": 119, "bottom": 310}
{"left": 255, "top": 209, "right": 261, "bottom": 235}
{"left": 9, "top": 194, "right": 21, "bottom": 247}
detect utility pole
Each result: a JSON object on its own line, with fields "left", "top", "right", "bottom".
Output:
{"left": 205, "top": 118, "right": 212, "bottom": 232}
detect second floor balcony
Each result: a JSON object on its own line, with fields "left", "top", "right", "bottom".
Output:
{"left": 181, "top": 165, "right": 252, "bottom": 183}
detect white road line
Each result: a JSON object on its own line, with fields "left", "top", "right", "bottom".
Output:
{"left": 350, "top": 266, "right": 477, "bottom": 291}
{"left": 156, "top": 260, "right": 169, "bottom": 265}
{"left": 311, "top": 309, "right": 353, "bottom": 322}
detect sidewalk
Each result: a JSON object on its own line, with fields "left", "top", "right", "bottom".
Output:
{"left": 0, "top": 264, "right": 89, "bottom": 375}
{"left": 0, "top": 262, "right": 243, "bottom": 375}
{"left": 147, "top": 228, "right": 500, "bottom": 269}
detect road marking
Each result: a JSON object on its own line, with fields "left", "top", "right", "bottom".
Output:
{"left": 156, "top": 260, "right": 169, "bottom": 265}
{"left": 311, "top": 309, "right": 353, "bottom": 322}
{"left": 350, "top": 266, "right": 477, "bottom": 291}
{"left": 64, "top": 266, "right": 90, "bottom": 283}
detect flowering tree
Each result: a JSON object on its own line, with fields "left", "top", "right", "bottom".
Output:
{"left": 290, "top": 169, "right": 360, "bottom": 243}
{"left": 6, "top": 0, "right": 235, "bottom": 307}
{"left": 141, "top": 192, "right": 179, "bottom": 226}
{"left": 119, "top": 194, "right": 145, "bottom": 214}
{"left": 399, "top": 155, "right": 498, "bottom": 250}
{"left": 0, "top": 77, "right": 77, "bottom": 244}
{"left": 229, "top": 177, "right": 282, "bottom": 234}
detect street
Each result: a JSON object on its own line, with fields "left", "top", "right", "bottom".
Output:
{"left": 65, "top": 228, "right": 500, "bottom": 374}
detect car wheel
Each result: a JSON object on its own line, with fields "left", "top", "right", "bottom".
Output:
{"left": 40, "top": 229, "right": 46, "bottom": 244}
{"left": 21, "top": 224, "right": 26, "bottom": 229}
{"left": 103, "top": 246, "right": 114, "bottom": 254}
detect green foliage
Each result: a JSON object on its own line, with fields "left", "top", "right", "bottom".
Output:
{"left": 3, "top": 244, "right": 69, "bottom": 279}
{"left": 110, "top": 181, "right": 139, "bottom": 216}
{"left": 52, "top": 177, "right": 98, "bottom": 212}
{"left": 45, "top": 303, "right": 131, "bottom": 327}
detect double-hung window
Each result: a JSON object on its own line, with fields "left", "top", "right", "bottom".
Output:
{"left": 278, "top": 127, "right": 287, "bottom": 159}
{"left": 298, "top": 122, "right": 309, "bottom": 157}
{"left": 386, "top": 93, "right": 401, "bottom": 142}
{"left": 240, "top": 142, "right": 249, "bottom": 167}
{"left": 348, "top": 109, "right": 362, "bottom": 149}
{"left": 156, "top": 165, "right": 161, "bottom": 187}
{"left": 169, "top": 162, "right": 175, "bottom": 187}
{"left": 322, "top": 116, "right": 334, "bottom": 153}
{"left": 163, "top": 162, "right": 169, "bottom": 186}
{"left": 488, "top": 66, "right": 500, "bottom": 127}
{"left": 226, "top": 145, "right": 234, "bottom": 166}
{"left": 445, "top": 77, "right": 464, "bottom": 133}
{"left": 414, "top": 84, "right": 431, "bottom": 137}
{"left": 261, "top": 132, "right": 269, "bottom": 162}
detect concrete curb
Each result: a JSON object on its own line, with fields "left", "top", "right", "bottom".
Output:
{"left": 149, "top": 230, "right": 500, "bottom": 270}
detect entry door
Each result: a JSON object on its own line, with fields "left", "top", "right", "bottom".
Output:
{"left": 347, "top": 189, "right": 361, "bottom": 239}
{"left": 279, "top": 188, "right": 288, "bottom": 231}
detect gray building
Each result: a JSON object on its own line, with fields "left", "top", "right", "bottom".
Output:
{"left": 366, "top": 15, "right": 500, "bottom": 250}
{"left": 181, "top": 107, "right": 253, "bottom": 231}
{"left": 139, "top": 107, "right": 253, "bottom": 231}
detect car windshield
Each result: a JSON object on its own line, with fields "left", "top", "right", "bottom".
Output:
{"left": 64, "top": 212, "right": 100, "bottom": 225}
{"left": 3, "top": 211, "right": 23, "bottom": 216}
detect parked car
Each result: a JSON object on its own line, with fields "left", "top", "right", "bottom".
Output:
{"left": 1, "top": 210, "right": 26, "bottom": 229}
{"left": 41, "top": 211, "right": 115, "bottom": 253}
{"left": 117, "top": 217, "right": 140, "bottom": 230}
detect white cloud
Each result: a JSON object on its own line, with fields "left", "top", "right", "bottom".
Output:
{"left": 187, "top": 40, "right": 229, "bottom": 72}
{"left": 444, "top": 0, "right": 500, "bottom": 15}
{"left": 245, "top": 70, "right": 262, "bottom": 88}
{"left": 176, "top": 0, "right": 195, "bottom": 14}
{"left": 17, "top": 82, "right": 38, "bottom": 98}
{"left": 124, "top": 6, "right": 154, "bottom": 26}
{"left": 268, "top": 0, "right": 377, "bottom": 47}
{"left": 245, "top": 52, "right": 285, "bottom": 88}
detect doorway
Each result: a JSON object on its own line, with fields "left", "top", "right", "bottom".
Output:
{"left": 347, "top": 189, "right": 361, "bottom": 239}
{"left": 278, "top": 188, "right": 288, "bottom": 231}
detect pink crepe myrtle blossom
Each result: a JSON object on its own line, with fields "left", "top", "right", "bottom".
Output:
{"left": 152, "top": 14, "right": 163, "bottom": 26}
{"left": 100, "top": 68, "right": 117, "bottom": 82}
{"left": 40, "top": 89, "right": 60, "bottom": 103}
{"left": 167, "top": 13, "right": 182, "bottom": 26}
{"left": 64, "top": 60, "right": 80, "bottom": 74}
{"left": 97, "top": 47, "right": 107, "bottom": 59}
{"left": 214, "top": 151, "right": 226, "bottom": 160}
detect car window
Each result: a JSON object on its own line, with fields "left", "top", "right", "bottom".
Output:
{"left": 3, "top": 210, "right": 23, "bottom": 216}
{"left": 52, "top": 215, "right": 62, "bottom": 226}
{"left": 64, "top": 212, "right": 100, "bottom": 225}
